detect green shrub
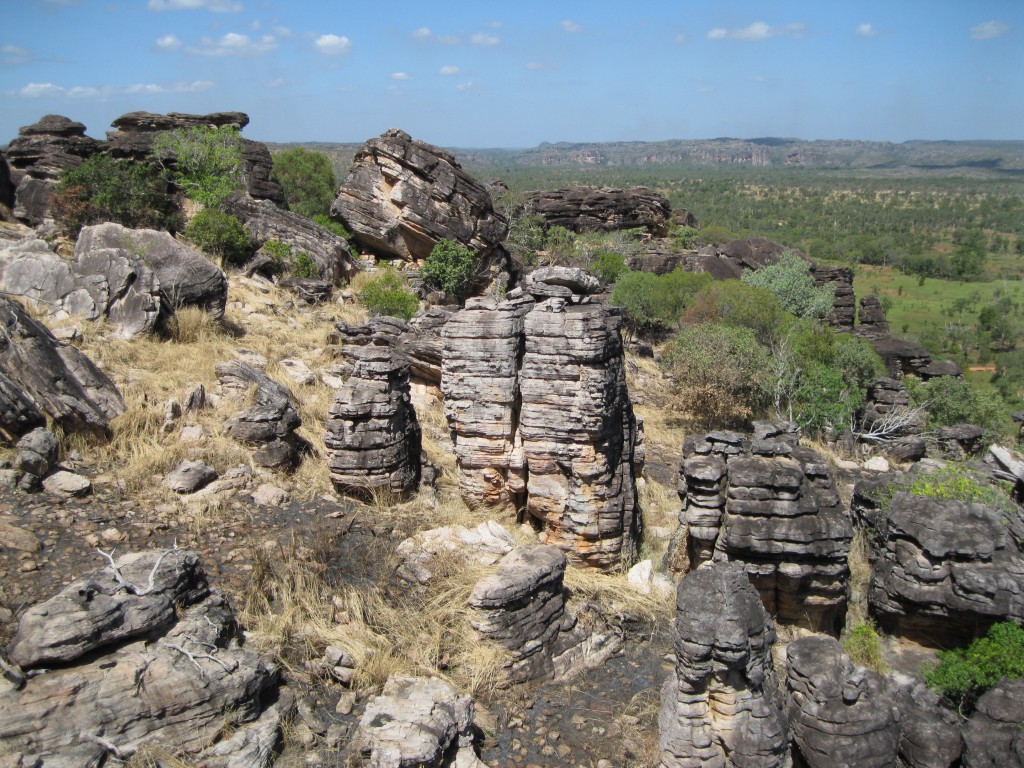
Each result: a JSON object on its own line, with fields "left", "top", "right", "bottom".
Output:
{"left": 610, "top": 269, "right": 712, "bottom": 337}
{"left": 926, "top": 621, "right": 1024, "bottom": 712}
{"left": 844, "top": 622, "right": 887, "bottom": 673}
{"left": 741, "top": 252, "right": 834, "bottom": 319}
{"left": 590, "top": 252, "right": 629, "bottom": 285}
{"left": 293, "top": 252, "right": 320, "bottom": 279}
{"left": 697, "top": 224, "right": 736, "bottom": 246}
{"left": 684, "top": 280, "right": 785, "bottom": 345}
{"left": 906, "top": 374, "right": 1006, "bottom": 432}
{"left": 150, "top": 125, "right": 244, "bottom": 208}
{"left": 907, "top": 462, "right": 1015, "bottom": 511}
{"left": 506, "top": 213, "right": 546, "bottom": 266}
{"left": 51, "top": 155, "right": 178, "bottom": 236}
{"left": 422, "top": 238, "right": 478, "bottom": 302}
{"left": 312, "top": 214, "right": 354, "bottom": 242}
{"left": 358, "top": 270, "right": 419, "bottom": 321}
{"left": 184, "top": 209, "right": 251, "bottom": 265}
{"left": 651, "top": 269, "right": 713, "bottom": 325}
{"left": 671, "top": 225, "right": 701, "bottom": 250}
{"left": 272, "top": 147, "right": 337, "bottom": 219}
{"left": 610, "top": 270, "right": 661, "bottom": 337}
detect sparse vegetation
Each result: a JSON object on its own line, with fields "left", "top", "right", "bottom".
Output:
{"left": 182, "top": 208, "right": 251, "bottom": 266}
{"left": 356, "top": 269, "right": 420, "bottom": 320}
{"left": 150, "top": 125, "right": 245, "bottom": 209}
{"left": 926, "top": 621, "right": 1024, "bottom": 713}
{"left": 422, "top": 238, "right": 478, "bottom": 302}
{"left": 843, "top": 621, "right": 887, "bottom": 673}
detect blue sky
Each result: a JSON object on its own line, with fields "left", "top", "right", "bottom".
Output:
{"left": 2, "top": 0, "right": 1022, "bottom": 147}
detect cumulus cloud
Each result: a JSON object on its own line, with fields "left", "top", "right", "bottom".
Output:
{"left": 970, "top": 20, "right": 1010, "bottom": 40}
{"left": 707, "top": 21, "right": 806, "bottom": 41}
{"left": 855, "top": 23, "right": 879, "bottom": 37}
{"left": 471, "top": 32, "right": 500, "bottom": 46}
{"left": 314, "top": 34, "right": 351, "bottom": 54}
{"left": 187, "top": 32, "right": 277, "bottom": 56}
{"left": 16, "top": 82, "right": 64, "bottom": 97}
{"left": 456, "top": 81, "right": 475, "bottom": 92}
{"left": 412, "top": 26, "right": 432, "bottom": 39}
{"left": 155, "top": 34, "right": 183, "bottom": 50}
{"left": 391, "top": 71, "right": 411, "bottom": 80}
{"left": 439, "top": 65, "right": 460, "bottom": 75}
{"left": 147, "top": 0, "right": 242, "bottom": 11}
{"left": 13, "top": 79, "right": 214, "bottom": 98}
{"left": 560, "top": 20, "right": 581, "bottom": 33}
{"left": 411, "top": 27, "right": 459, "bottom": 44}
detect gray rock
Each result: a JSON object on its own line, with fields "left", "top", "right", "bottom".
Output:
{"left": 42, "top": 470, "right": 91, "bottom": 497}
{"left": 0, "top": 149, "right": 13, "bottom": 210}
{"left": 521, "top": 265, "right": 601, "bottom": 298}
{"left": 12, "top": 177, "right": 56, "bottom": 227}
{"left": 164, "top": 459, "right": 218, "bottom": 493}
{"left": 895, "top": 677, "right": 962, "bottom": 768}
{"left": 962, "top": 679, "right": 1024, "bottom": 767}
{"left": 0, "top": 369, "right": 46, "bottom": 442}
{"left": 524, "top": 186, "right": 672, "bottom": 235}
{"left": 15, "top": 427, "right": 58, "bottom": 477}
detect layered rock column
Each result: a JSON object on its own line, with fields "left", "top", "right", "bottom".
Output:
{"left": 658, "top": 563, "right": 789, "bottom": 768}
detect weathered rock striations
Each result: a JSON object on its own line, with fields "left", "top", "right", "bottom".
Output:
{"left": 5, "top": 114, "right": 100, "bottom": 180}
{"left": 324, "top": 342, "right": 422, "bottom": 497}
{"left": 811, "top": 264, "right": 855, "bottom": 331}
{"left": 785, "top": 635, "right": 900, "bottom": 768}
{"left": 961, "top": 679, "right": 1024, "bottom": 767}
{"left": 222, "top": 193, "right": 357, "bottom": 282}
{"left": 0, "top": 150, "right": 13, "bottom": 210}
{"left": 331, "top": 311, "right": 451, "bottom": 387}
{"left": 658, "top": 563, "right": 788, "bottom": 768}
{"left": 330, "top": 128, "right": 508, "bottom": 261}
{"left": 894, "top": 677, "right": 963, "bottom": 768}
{"left": 674, "top": 425, "right": 851, "bottom": 633}
{"left": 857, "top": 294, "right": 889, "bottom": 335}
{"left": 0, "top": 294, "right": 125, "bottom": 439}
{"left": 865, "top": 489, "right": 1024, "bottom": 641}
{"left": 523, "top": 186, "right": 672, "bottom": 236}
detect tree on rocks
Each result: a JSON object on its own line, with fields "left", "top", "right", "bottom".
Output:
{"left": 271, "top": 146, "right": 337, "bottom": 219}
{"left": 150, "top": 125, "right": 244, "bottom": 209}
{"left": 422, "top": 238, "right": 478, "bottom": 303}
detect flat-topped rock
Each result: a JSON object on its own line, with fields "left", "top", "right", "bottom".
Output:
{"left": 524, "top": 186, "right": 672, "bottom": 235}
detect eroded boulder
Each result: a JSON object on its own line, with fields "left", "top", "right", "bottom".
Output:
{"left": 524, "top": 186, "right": 672, "bottom": 236}
{"left": 962, "top": 678, "right": 1024, "bottom": 767}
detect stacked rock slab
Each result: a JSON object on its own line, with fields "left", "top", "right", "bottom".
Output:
{"left": 865, "top": 489, "right": 1024, "bottom": 641}
{"left": 523, "top": 186, "right": 672, "bottom": 235}
{"left": 784, "top": 635, "right": 900, "bottom": 767}
{"left": 676, "top": 424, "right": 851, "bottom": 633}
{"left": 442, "top": 270, "right": 643, "bottom": 570}
{"left": 810, "top": 264, "right": 855, "bottom": 331}
{"left": 658, "top": 563, "right": 789, "bottom": 768}
{"left": 325, "top": 336, "right": 421, "bottom": 497}
{"left": 961, "top": 679, "right": 1024, "bottom": 767}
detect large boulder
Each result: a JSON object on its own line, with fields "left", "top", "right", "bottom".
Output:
{"left": 523, "top": 185, "right": 672, "bottom": 236}
{"left": 330, "top": 128, "right": 508, "bottom": 261}
{"left": 12, "top": 176, "right": 57, "bottom": 227}
{"left": 811, "top": 264, "right": 855, "bottom": 331}
{"left": 658, "top": 563, "right": 789, "bottom": 768}
{"left": 76, "top": 222, "right": 227, "bottom": 319}
{"left": 962, "top": 679, "right": 1024, "bottom": 767}
{"left": 0, "top": 150, "right": 13, "bottom": 210}
{"left": 5, "top": 114, "right": 100, "bottom": 180}
{"left": 0, "top": 294, "right": 124, "bottom": 438}
{"left": 222, "top": 193, "right": 357, "bottom": 282}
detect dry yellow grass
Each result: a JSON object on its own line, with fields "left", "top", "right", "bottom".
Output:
{"left": 563, "top": 563, "right": 674, "bottom": 625}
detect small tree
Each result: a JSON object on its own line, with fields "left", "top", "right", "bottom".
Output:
{"left": 926, "top": 621, "right": 1024, "bottom": 713}
{"left": 741, "top": 252, "right": 834, "bottom": 319}
{"left": 422, "top": 238, "right": 478, "bottom": 302}
{"left": 183, "top": 209, "right": 251, "bottom": 265}
{"left": 150, "top": 125, "right": 245, "bottom": 208}
{"left": 358, "top": 269, "right": 420, "bottom": 321}
{"left": 272, "top": 147, "right": 337, "bottom": 219}
{"left": 589, "top": 251, "right": 629, "bottom": 285}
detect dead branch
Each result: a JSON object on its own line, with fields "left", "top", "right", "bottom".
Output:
{"left": 96, "top": 544, "right": 180, "bottom": 596}
{"left": 162, "top": 641, "right": 238, "bottom": 681}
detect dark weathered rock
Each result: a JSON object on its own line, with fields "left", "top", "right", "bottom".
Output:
{"left": 864, "top": 334, "right": 934, "bottom": 378}
{"left": 812, "top": 265, "right": 855, "bottom": 331}
{"left": 961, "top": 678, "right": 1024, "bottom": 767}
{"left": 12, "top": 176, "right": 56, "bottom": 226}
{"left": 0, "top": 150, "right": 14, "bottom": 210}
{"left": 215, "top": 359, "right": 295, "bottom": 406}
{"left": 331, "top": 313, "right": 449, "bottom": 387}
{"left": 164, "top": 459, "right": 218, "bottom": 493}
{"left": 278, "top": 277, "right": 333, "bottom": 304}
{"left": 524, "top": 185, "right": 672, "bottom": 235}
{"left": 785, "top": 635, "right": 900, "bottom": 768}
{"left": 222, "top": 193, "right": 357, "bottom": 282}
{"left": 15, "top": 427, "right": 58, "bottom": 478}
{"left": 330, "top": 128, "right": 508, "bottom": 261}
{"left": 0, "top": 295, "right": 125, "bottom": 438}
{"left": 935, "top": 423, "right": 986, "bottom": 460}
{"left": 719, "top": 238, "right": 803, "bottom": 272}
{"left": 658, "top": 563, "right": 789, "bottom": 768}
{"left": 75, "top": 223, "right": 227, "bottom": 319}
{"left": 0, "top": 370, "right": 46, "bottom": 443}
{"left": 867, "top": 489, "right": 1024, "bottom": 641}
{"left": 675, "top": 427, "right": 851, "bottom": 633}
{"left": 325, "top": 344, "right": 421, "bottom": 496}
{"left": 520, "top": 265, "right": 601, "bottom": 299}
{"left": 5, "top": 114, "right": 100, "bottom": 179}
{"left": 858, "top": 294, "right": 889, "bottom": 335}
{"left": 895, "top": 677, "right": 962, "bottom": 768}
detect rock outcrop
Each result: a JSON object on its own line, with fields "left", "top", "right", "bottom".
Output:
{"left": 0, "top": 294, "right": 125, "bottom": 439}
{"left": 523, "top": 186, "right": 672, "bottom": 236}
{"left": 330, "top": 128, "right": 508, "bottom": 261}
{"left": 222, "top": 193, "right": 357, "bottom": 282}
{"left": 442, "top": 281, "right": 643, "bottom": 571}
{"left": 961, "top": 679, "right": 1024, "bottom": 767}
{"left": 658, "top": 563, "right": 789, "bottom": 768}
{"left": 329, "top": 313, "right": 449, "bottom": 387}
{"left": 76, "top": 222, "right": 227, "bottom": 319}
{"left": 0, "top": 549, "right": 280, "bottom": 766}
{"left": 811, "top": 265, "right": 855, "bottom": 331}
{"left": 894, "top": 676, "right": 963, "bottom": 768}
{"left": 674, "top": 426, "right": 851, "bottom": 633}
{"left": 784, "top": 635, "right": 900, "bottom": 768}
{"left": 324, "top": 342, "right": 422, "bottom": 497}
{"left": 5, "top": 114, "right": 100, "bottom": 180}
{"left": 0, "top": 150, "right": 13, "bottom": 210}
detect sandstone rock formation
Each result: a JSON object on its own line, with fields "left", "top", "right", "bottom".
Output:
{"left": 329, "top": 313, "right": 449, "bottom": 387}
{"left": 0, "top": 294, "right": 125, "bottom": 439}
{"left": 784, "top": 635, "right": 901, "bottom": 767}
{"left": 811, "top": 264, "right": 855, "bottom": 330}
{"left": 673, "top": 425, "right": 851, "bottom": 633}
{"left": 222, "top": 193, "right": 357, "bottom": 282}
{"left": 325, "top": 340, "right": 421, "bottom": 497}
{"left": 523, "top": 186, "right": 672, "bottom": 236}
{"left": 0, "top": 150, "right": 13, "bottom": 210}
{"left": 442, "top": 281, "right": 643, "bottom": 570}
{"left": 76, "top": 222, "right": 227, "bottom": 319}
{"left": 469, "top": 544, "right": 623, "bottom": 684}
{"left": 866, "top": 489, "right": 1024, "bottom": 640}
{"left": 396, "top": 521, "right": 515, "bottom": 585}
{"left": 0, "top": 549, "right": 280, "bottom": 766}
{"left": 961, "top": 679, "right": 1024, "bottom": 767}
{"left": 330, "top": 128, "right": 508, "bottom": 261}
{"left": 894, "top": 676, "right": 963, "bottom": 768}
{"left": 5, "top": 114, "right": 100, "bottom": 180}
{"left": 658, "top": 563, "right": 789, "bottom": 768}
{"left": 857, "top": 294, "right": 889, "bottom": 335}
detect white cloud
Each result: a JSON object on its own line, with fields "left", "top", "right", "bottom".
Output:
{"left": 267, "top": 77, "right": 286, "bottom": 88}
{"left": 411, "top": 27, "right": 460, "bottom": 44}
{"left": 147, "top": 0, "right": 242, "bottom": 11}
{"left": 673, "top": 33, "right": 687, "bottom": 44}
{"left": 187, "top": 32, "right": 277, "bottom": 56}
{"left": 471, "top": 32, "right": 500, "bottom": 46}
{"left": 1, "top": 44, "right": 32, "bottom": 64}
{"left": 484, "top": 21, "right": 503, "bottom": 29}
{"left": 155, "top": 34, "right": 182, "bottom": 50}
{"left": 314, "top": 34, "right": 351, "bottom": 54}
{"left": 560, "top": 20, "right": 581, "bottom": 33}
{"left": 526, "top": 61, "right": 555, "bottom": 71}
{"left": 412, "top": 26, "right": 432, "bottom": 39}
{"left": 13, "top": 79, "right": 214, "bottom": 98}
{"left": 970, "top": 20, "right": 1010, "bottom": 40}
{"left": 391, "top": 71, "right": 411, "bottom": 80}
{"left": 706, "top": 21, "right": 806, "bottom": 41}
{"left": 273, "top": 26, "right": 294, "bottom": 38}
{"left": 18, "top": 82, "right": 64, "bottom": 97}
{"left": 456, "top": 81, "right": 475, "bottom": 92}
{"left": 855, "top": 23, "right": 879, "bottom": 37}
{"left": 439, "top": 65, "right": 460, "bottom": 75}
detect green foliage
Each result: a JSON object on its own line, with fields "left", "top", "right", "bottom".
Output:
{"left": 697, "top": 224, "right": 736, "bottom": 246}
{"left": 272, "top": 147, "right": 337, "bottom": 219}
{"left": 506, "top": 213, "right": 546, "bottom": 266}
{"left": 844, "top": 622, "right": 887, "bottom": 674}
{"left": 609, "top": 268, "right": 711, "bottom": 336}
{"left": 422, "top": 238, "right": 478, "bottom": 302}
{"left": 184, "top": 209, "right": 251, "bottom": 265}
{"left": 671, "top": 225, "right": 701, "bottom": 250}
{"left": 312, "top": 214, "right": 354, "bottom": 242}
{"left": 293, "top": 252, "right": 320, "bottom": 279}
{"left": 358, "top": 270, "right": 419, "bottom": 321}
{"left": 684, "top": 280, "right": 785, "bottom": 345}
{"left": 926, "top": 622, "right": 1024, "bottom": 712}
{"left": 907, "top": 375, "right": 1006, "bottom": 432}
{"left": 906, "top": 462, "right": 1015, "bottom": 511}
{"left": 662, "top": 322, "right": 773, "bottom": 428}
{"left": 590, "top": 251, "right": 629, "bottom": 285}
{"left": 52, "top": 155, "right": 178, "bottom": 236}
{"left": 741, "top": 252, "right": 835, "bottom": 319}
{"left": 260, "top": 239, "right": 321, "bottom": 279}
{"left": 150, "top": 125, "right": 244, "bottom": 208}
